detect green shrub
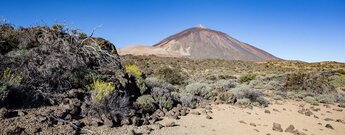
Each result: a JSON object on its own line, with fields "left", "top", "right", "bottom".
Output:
{"left": 155, "top": 66, "right": 185, "bottom": 85}
{"left": 238, "top": 73, "right": 257, "bottom": 83}
{"left": 156, "top": 97, "right": 173, "bottom": 110}
{"left": 1, "top": 67, "right": 22, "bottom": 86}
{"left": 144, "top": 77, "right": 175, "bottom": 91}
{"left": 180, "top": 93, "right": 196, "bottom": 108}
{"left": 137, "top": 95, "right": 156, "bottom": 112}
{"left": 317, "top": 94, "right": 336, "bottom": 104}
{"left": 303, "top": 96, "right": 319, "bottom": 105}
{"left": 219, "top": 91, "right": 235, "bottom": 104}
{"left": 51, "top": 24, "right": 64, "bottom": 32}
{"left": 213, "top": 79, "right": 236, "bottom": 92}
{"left": 89, "top": 80, "right": 116, "bottom": 102}
{"left": 233, "top": 85, "right": 269, "bottom": 106}
{"left": 330, "top": 75, "right": 345, "bottom": 88}
{"left": 79, "top": 32, "right": 87, "bottom": 39}
{"left": 273, "top": 95, "right": 284, "bottom": 100}
{"left": 185, "top": 82, "right": 213, "bottom": 99}
{"left": 237, "top": 98, "right": 251, "bottom": 105}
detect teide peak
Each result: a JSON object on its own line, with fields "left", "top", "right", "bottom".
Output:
{"left": 119, "top": 25, "right": 280, "bottom": 61}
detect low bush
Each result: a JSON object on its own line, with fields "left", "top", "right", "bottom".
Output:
{"left": 151, "top": 87, "right": 174, "bottom": 110}
{"left": 317, "top": 94, "right": 336, "bottom": 104}
{"left": 238, "top": 73, "right": 257, "bottom": 83}
{"left": 125, "top": 64, "right": 147, "bottom": 94}
{"left": 213, "top": 79, "right": 236, "bottom": 92}
{"left": 125, "top": 65, "right": 142, "bottom": 77}
{"left": 237, "top": 98, "right": 251, "bottom": 105}
{"left": 1, "top": 67, "right": 22, "bottom": 86}
{"left": 144, "top": 77, "right": 175, "bottom": 91}
{"left": 136, "top": 95, "right": 156, "bottom": 112}
{"left": 89, "top": 80, "right": 116, "bottom": 102}
{"left": 180, "top": 93, "right": 196, "bottom": 108}
{"left": 219, "top": 91, "right": 235, "bottom": 104}
{"left": 185, "top": 82, "right": 213, "bottom": 99}
{"left": 303, "top": 96, "right": 319, "bottom": 105}
{"left": 233, "top": 86, "right": 269, "bottom": 106}
{"left": 155, "top": 66, "right": 185, "bottom": 85}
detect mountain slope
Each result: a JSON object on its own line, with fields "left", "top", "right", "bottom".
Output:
{"left": 119, "top": 26, "right": 280, "bottom": 61}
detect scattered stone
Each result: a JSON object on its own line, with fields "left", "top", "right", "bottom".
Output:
{"left": 206, "top": 115, "right": 212, "bottom": 119}
{"left": 101, "top": 114, "right": 114, "bottom": 127}
{"left": 324, "top": 118, "right": 334, "bottom": 121}
{"left": 284, "top": 125, "right": 295, "bottom": 133}
{"left": 149, "top": 124, "right": 162, "bottom": 130}
{"left": 336, "top": 119, "right": 345, "bottom": 124}
{"left": 283, "top": 108, "right": 286, "bottom": 111}
{"left": 162, "top": 120, "right": 175, "bottom": 127}
{"left": 191, "top": 111, "right": 200, "bottom": 115}
{"left": 201, "top": 110, "right": 207, "bottom": 115}
{"left": 272, "top": 122, "right": 283, "bottom": 132}
{"left": 254, "top": 129, "right": 259, "bottom": 132}
{"left": 141, "top": 126, "right": 152, "bottom": 134}
{"left": 239, "top": 120, "right": 247, "bottom": 124}
{"left": 303, "top": 129, "right": 308, "bottom": 131}
{"left": 326, "top": 111, "right": 331, "bottom": 113}
{"left": 121, "top": 117, "right": 132, "bottom": 125}
{"left": 313, "top": 115, "right": 319, "bottom": 119}
{"left": 304, "top": 110, "right": 313, "bottom": 116}
{"left": 0, "top": 108, "right": 8, "bottom": 119}
{"left": 323, "top": 104, "right": 331, "bottom": 108}
{"left": 317, "top": 122, "right": 322, "bottom": 125}
{"left": 38, "top": 116, "right": 48, "bottom": 122}
{"left": 333, "top": 108, "right": 343, "bottom": 112}
{"left": 246, "top": 112, "right": 251, "bottom": 115}
{"left": 180, "top": 109, "right": 186, "bottom": 116}
{"left": 293, "top": 130, "right": 307, "bottom": 135}
{"left": 250, "top": 123, "right": 256, "bottom": 127}
{"left": 325, "top": 124, "right": 334, "bottom": 130}
{"left": 264, "top": 110, "right": 271, "bottom": 114}
{"left": 273, "top": 108, "right": 279, "bottom": 112}
{"left": 127, "top": 129, "right": 135, "bottom": 135}
{"left": 17, "top": 111, "right": 27, "bottom": 116}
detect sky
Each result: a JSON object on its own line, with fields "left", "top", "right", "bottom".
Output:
{"left": 1, "top": 0, "right": 345, "bottom": 62}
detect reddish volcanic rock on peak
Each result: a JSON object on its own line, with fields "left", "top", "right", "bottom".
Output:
{"left": 119, "top": 26, "right": 280, "bottom": 61}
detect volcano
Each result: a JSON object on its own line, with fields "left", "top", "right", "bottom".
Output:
{"left": 119, "top": 25, "right": 280, "bottom": 61}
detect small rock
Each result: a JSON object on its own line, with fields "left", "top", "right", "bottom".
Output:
{"left": 191, "top": 111, "right": 200, "bottom": 115}
{"left": 304, "top": 110, "right": 313, "bottom": 116}
{"left": 141, "top": 126, "right": 152, "bottom": 134}
{"left": 101, "top": 114, "right": 114, "bottom": 127}
{"left": 293, "top": 130, "right": 307, "bottom": 135}
{"left": 324, "top": 118, "right": 334, "bottom": 121}
{"left": 317, "top": 122, "right": 322, "bottom": 125}
{"left": 273, "top": 108, "right": 279, "bottom": 112}
{"left": 254, "top": 129, "right": 259, "bottom": 132}
{"left": 250, "top": 123, "right": 256, "bottom": 127}
{"left": 239, "top": 120, "right": 247, "bottom": 124}
{"left": 180, "top": 109, "right": 186, "bottom": 116}
{"left": 149, "top": 124, "right": 163, "bottom": 130}
{"left": 0, "top": 108, "right": 8, "bottom": 119}
{"left": 313, "top": 115, "right": 319, "bottom": 119}
{"left": 264, "top": 110, "right": 271, "bottom": 114}
{"left": 38, "top": 116, "right": 48, "bottom": 122}
{"left": 284, "top": 125, "right": 295, "bottom": 133}
{"left": 272, "top": 122, "right": 283, "bottom": 132}
{"left": 121, "top": 117, "right": 132, "bottom": 125}
{"left": 162, "top": 120, "right": 175, "bottom": 127}
{"left": 127, "top": 129, "right": 135, "bottom": 135}
{"left": 333, "top": 108, "right": 343, "bottom": 112}
{"left": 206, "top": 115, "right": 212, "bottom": 119}
{"left": 17, "top": 111, "right": 27, "bottom": 116}
{"left": 325, "top": 124, "right": 334, "bottom": 130}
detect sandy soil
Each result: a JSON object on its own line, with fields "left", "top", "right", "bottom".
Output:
{"left": 89, "top": 100, "right": 345, "bottom": 135}
{"left": 150, "top": 100, "right": 345, "bottom": 135}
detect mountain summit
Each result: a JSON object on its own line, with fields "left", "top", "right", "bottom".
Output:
{"left": 119, "top": 26, "right": 280, "bottom": 61}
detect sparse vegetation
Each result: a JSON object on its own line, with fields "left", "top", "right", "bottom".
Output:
{"left": 238, "top": 73, "right": 257, "bottom": 83}
{"left": 185, "top": 82, "right": 213, "bottom": 99}
{"left": 137, "top": 95, "right": 156, "bottom": 112}
{"left": 155, "top": 66, "right": 185, "bottom": 85}
{"left": 89, "top": 80, "right": 116, "bottom": 102}
{"left": 303, "top": 96, "right": 319, "bottom": 105}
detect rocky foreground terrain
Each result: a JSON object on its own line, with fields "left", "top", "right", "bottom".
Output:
{"left": 1, "top": 23, "right": 345, "bottom": 135}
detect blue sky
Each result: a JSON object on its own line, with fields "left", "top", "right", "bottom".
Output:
{"left": 1, "top": 0, "right": 345, "bottom": 62}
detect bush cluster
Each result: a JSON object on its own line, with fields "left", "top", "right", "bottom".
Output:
{"left": 185, "top": 82, "right": 213, "bottom": 99}
{"left": 89, "top": 80, "right": 116, "bottom": 102}
{"left": 238, "top": 73, "right": 257, "bottom": 83}
{"left": 136, "top": 95, "right": 156, "bottom": 112}
{"left": 155, "top": 66, "right": 185, "bottom": 85}
{"left": 125, "top": 64, "right": 147, "bottom": 94}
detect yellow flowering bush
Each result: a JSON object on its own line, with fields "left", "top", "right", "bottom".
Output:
{"left": 89, "top": 80, "right": 116, "bottom": 102}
